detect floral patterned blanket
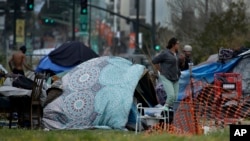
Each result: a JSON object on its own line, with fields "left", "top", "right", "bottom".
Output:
{"left": 42, "top": 56, "right": 145, "bottom": 130}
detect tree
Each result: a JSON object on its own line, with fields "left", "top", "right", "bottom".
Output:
{"left": 165, "top": 0, "right": 249, "bottom": 64}
{"left": 167, "top": 0, "right": 199, "bottom": 43}
{"left": 166, "top": 0, "right": 235, "bottom": 43}
{"left": 138, "top": 23, "right": 174, "bottom": 57}
{"left": 196, "top": 1, "right": 249, "bottom": 62}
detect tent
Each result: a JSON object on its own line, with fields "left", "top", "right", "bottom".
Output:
{"left": 42, "top": 56, "right": 158, "bottom": 130}
{"left": 178, "top": 48, "right": 250, "bottom": 101}
{"left": 36, "top": 56, "right": 74, "bottom": 74}
{"left": 36, "top": 41, "right": 99, "bottom": 74}
{"left": 172, "top": 48, "right": 250, "bottom": 134}
{"left": 48, "top": 41, "right": 99, "bottom": 67}
{"left": 231, "top": 49, "right": 250, "bottom": 95}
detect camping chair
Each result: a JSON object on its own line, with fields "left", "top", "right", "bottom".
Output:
{"left": 30, "top": 73, "right": 46, "bottom": 129}
{"left": 135, "top": 103, "right": 169, "bottom": 134}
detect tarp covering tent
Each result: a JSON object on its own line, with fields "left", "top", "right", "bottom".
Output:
{"left": 172, "top": 49, "right": 250, "bottom": 135}
{"left": 42, "top": 56, "right": 158, "bottom": 130}
{"left": 36, "top": 56, "right": 74, "bottom": 74}
{"left": 178, "top": 48, "right": 250, "bottom": 101}
{"left": 231, "top": 50, "right": 250, "bottom": 95}
{"left": 49, "top": 41, "right": 99, "bottom": 67}
{"left": 197, "top": 54, "right": 218, "bottom": 66}
{"left": 36, "top": 41, "right": 99, "bottom": 74}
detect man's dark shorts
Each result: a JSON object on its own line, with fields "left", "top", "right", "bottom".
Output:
{"left": 12, "top": 68, "right": 25, "bottom": 75}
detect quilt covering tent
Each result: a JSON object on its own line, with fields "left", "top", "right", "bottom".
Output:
{"left": 42, "top": 56, "right": 147, "bottom": 130}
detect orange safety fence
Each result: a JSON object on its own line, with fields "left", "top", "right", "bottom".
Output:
{"left": 145, "top": 73, "right": 250, "bottom": 135}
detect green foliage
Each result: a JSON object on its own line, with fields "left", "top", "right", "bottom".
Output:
{"left": 195, "top": 1, "right": 248, "bottom": 63}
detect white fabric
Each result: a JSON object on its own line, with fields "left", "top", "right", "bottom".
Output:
{"left": 0, "top": 64, "right": 8, "bottom": 73}
{"left": 0, "top": 76, "right": 47, "bottom": 107}
{"left": 183, "top": 45, "right": 192, "bottom": 51}
{"left": 3, "top": 78, "right": 13, "bottom": 86}
{"left": 0, "top": 86, "right": 32, "bottom": 97}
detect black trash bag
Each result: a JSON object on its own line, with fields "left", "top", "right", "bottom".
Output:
{"left": 12, "top": 75, "right": 34, "bottom": 90}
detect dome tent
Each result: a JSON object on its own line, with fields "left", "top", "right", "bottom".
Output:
{"left": 42, "top": 56, "right": 158, "bottom": 130}
{"left": 36, "top": 41, "right": 99, "bottom": 75}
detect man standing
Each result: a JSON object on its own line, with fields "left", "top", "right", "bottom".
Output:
{"left": 8, "top": 45, "right": 34, "bottom": 75}
{"left": 180, "top": 45, "right": 193, "bottom": 71}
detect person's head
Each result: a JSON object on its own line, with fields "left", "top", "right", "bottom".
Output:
{"left": 183, "top": 45, "right": 192, "bottom": 57}
{"left": 19, "top": 45, "right": 27, "bottom": 54}
{"left": 166, "top": 37, "right": 180, "bottom": 52}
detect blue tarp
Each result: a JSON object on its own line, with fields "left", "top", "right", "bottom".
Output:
{"left": 36, "top": 55, "right": 74, "bottom": 74}
{"left": 178, "top": 57, "right": 242, "bottom": 101}
{"left": 35, "top": 41, "right": 99, "bottom": 74}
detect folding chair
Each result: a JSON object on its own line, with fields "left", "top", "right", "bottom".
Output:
{"left": 135, "top": 103, "right": 169, "bottom": 134}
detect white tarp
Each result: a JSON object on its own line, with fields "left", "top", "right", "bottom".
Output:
{"left": 0, "top": 64, "right": 7, "bottom": 73}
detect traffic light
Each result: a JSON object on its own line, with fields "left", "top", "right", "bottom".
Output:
{"left": 154, "top": 44, "right": 161, "bottom": 51}
{"left": 41, "top": 18, "right": 55, "bottom": 25}
{"left": 26, "top": 0, "right": 34, "bottom": 11}
{"left": 80, "top": 0, "right": 88, "bottom": 15}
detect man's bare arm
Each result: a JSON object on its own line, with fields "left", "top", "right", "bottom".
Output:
{"left": 8, "top": 56, "right": 13, "bottom": 72}
{"left": 23, "top": 63, "right": 35, "bottom": 72}
{"left": 22, "top": 55, "right": 35, "bottom": 72}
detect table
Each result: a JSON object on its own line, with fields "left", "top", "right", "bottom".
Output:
{"left": 0, "top": 86, "right": 32, "bottom": 97}
{"left": 0, "top": 85, "right": 32, "bottom": 128}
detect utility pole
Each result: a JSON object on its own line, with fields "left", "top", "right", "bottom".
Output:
{"left": 135, "top": 0, "right": 140, "bottom": 53}
{"left": 88, "top": 0, "right": 92, "bottom": 46}
{"left": 113, "top": 0, "right": 118, "bottom": 33}
{"left": 13, "top": 1, "right": 17, "bottom": 48}
{"left": 152, "top": 0, "right": 155, "bottom": 50}
{"left": 72, "top": 0, "right": 75, "bottom": 41}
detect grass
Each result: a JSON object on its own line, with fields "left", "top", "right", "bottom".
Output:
{"left": 0, "top": 127, "right": 230, "bottom": 141}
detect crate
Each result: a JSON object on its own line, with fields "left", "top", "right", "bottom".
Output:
{"left": 214, "top": 73, "right": 242, "bottom": 99}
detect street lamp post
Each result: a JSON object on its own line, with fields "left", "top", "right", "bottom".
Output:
{"left": 152, "top": 0, "right": 155, "bottom": 51}
{"left": 13, "top": 0, "right": 17, "bottom": 48}
{"left": 135, "top": 0, "right": 140, "bottom": 53}
{"left": 88, "top": 0, "right": 92, "bottom": 46}
{"left": 189, "top": 62, "right": 198, "bottom": 134}
{"left": 72, "top": 0, "right": 75, "bottom": 41}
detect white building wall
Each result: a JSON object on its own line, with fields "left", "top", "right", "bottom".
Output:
{"left": 145, "top": 0, "right": 172, "bottom": 29}
{"left": 119, "top": 0, "right": 130, "bottom": 34}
